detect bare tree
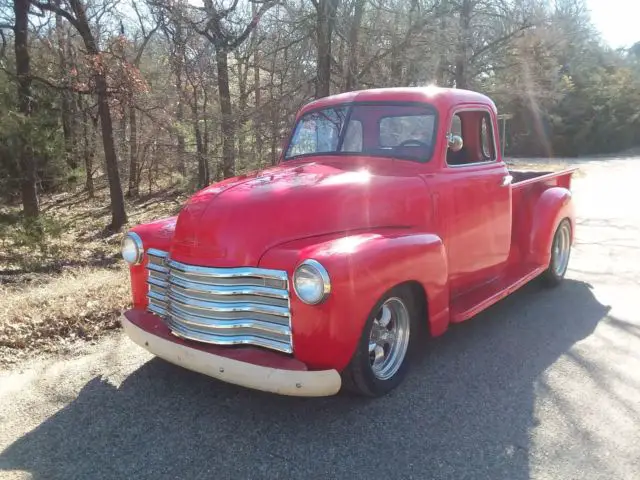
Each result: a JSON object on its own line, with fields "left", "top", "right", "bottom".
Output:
{"left": 344, "top": 0, "right": 365, "bottom": 91}
{"left": 174, "top": 0, "right": 279, "bottom": 179}
{"left": 34, "top": 0, "right": 128, "bottom": 230}
{"left": 13, "top": 0, "right": 39, "bottom": 217}
{"left": 55, "top": 7, "right": 79, "bottom": 170}
{"left": 125, "top": 1, "right": 159, "bottom": 197}
{"left": 312, "top": 0, "right": 340, "bottom": 97}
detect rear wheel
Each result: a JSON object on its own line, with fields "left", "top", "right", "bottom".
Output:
{"left": 341, "top": 286, "right": 418, "bottom": 397}
{"left": 541, "top": 218, "right": 572, "bottom": 287}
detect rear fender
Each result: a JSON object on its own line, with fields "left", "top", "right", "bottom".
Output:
{"left": 259, "top": 230, "right": 450, "bottom": 371}
{"left": 528, "top": 187, "right": 575, "bottom": 266}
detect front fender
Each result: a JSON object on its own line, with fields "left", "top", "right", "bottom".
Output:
{"left": 128, "top": 216, "right": 177, "bottom": 309}
{"left": 528, "top": 187, "right": 575, "bottom": 266}
{"left": 259, "top": 230, "right": 450, "bottom": 371}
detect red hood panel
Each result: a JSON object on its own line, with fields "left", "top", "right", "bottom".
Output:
{"left": 170, "top": 158, "right": 430, "bottom": 267}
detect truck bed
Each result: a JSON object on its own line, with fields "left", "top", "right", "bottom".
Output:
{"left": 451, "top": 166, "right": 578, "bottom": 323}
{"left": 509, "top": 168, "right": 577, "bottom": 189}
{"left": 509, "top": 167, "right": 577, "bottom": 261}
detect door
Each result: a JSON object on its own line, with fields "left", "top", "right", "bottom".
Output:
{"left": 440, "top": 109, "right": 512, "bottom": 296}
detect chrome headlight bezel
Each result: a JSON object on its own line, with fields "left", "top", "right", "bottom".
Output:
{"left": 293, "top": 259, "right": 331, "bottom": 305}
{"left": 121, "top": 232, "right": 144, "bottom": 265}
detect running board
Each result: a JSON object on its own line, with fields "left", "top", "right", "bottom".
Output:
{"left": 450, "top": 265, "right": 547, "bottom": 323}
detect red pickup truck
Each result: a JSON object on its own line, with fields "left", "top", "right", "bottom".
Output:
{"left": 120, "top": 87, "right": 576, "bottom": 397}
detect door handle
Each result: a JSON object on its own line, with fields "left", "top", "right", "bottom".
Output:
{"left": 500, "top": 175, "right": 513, "bottom": 187}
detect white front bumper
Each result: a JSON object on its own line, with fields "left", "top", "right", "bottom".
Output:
{"left": 121, "top": 314, "right": 341, "bottom": 397}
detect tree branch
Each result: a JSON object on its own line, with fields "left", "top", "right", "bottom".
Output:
{"left": 220, "top": 0, "right": 240, "bottom": 19}
{"left": 0, "top": 65, "right": 92, "bottom": 94}
{"left": 134, "top": 24, "right": 160, "bottom": 66}
{"left": 32, "top": 1, "right": 87, "bottom": 45}
{"left": 132, "top": 0, "right": 148, "bottom": 37}
{"left": 0, "top": 30, "right": 6, "bottom": 60}
{"left": 227, "top": 1, "right": 278, "bottom": 51}
{"left": 358, "top": 7, "right": 438, "bottom": 79}
{"left": 469, "top": 23, "right": 533, "bottom": 63}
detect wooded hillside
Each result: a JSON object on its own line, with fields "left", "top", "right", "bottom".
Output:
{"left": 1, "top": 0, "right": 640, "bottom": 229}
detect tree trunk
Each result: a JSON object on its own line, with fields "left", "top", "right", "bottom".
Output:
{"left": 40, "top": 0, "right": 128, "bottom": 229}
{"left": 216, "top": 48, "right": 235, "bottom": 178}
{"left": 175, "top": 75, "right": 186, "bottom": 177}
{"left": 127, "top": 103, "right": 139, "bottom": 197}
{"left": 95, "top": 72, "right": 127, "bottom": 230}
{"left": 315, "top": 0, "right": 340, "bottom": 98}
{"left": 270, "top": 120, "right": 278, "bottom": 167}
{"left": 252, "top": 1, "right": 263, "bottom": 166}
{"left": 435, "top": 3, "right": 449, "bottom": 87}
{"left": 119, "top": 105, "right": 127, "bottom": 173}
{"left": 82, "top": 102, "right": 97, "bottom": 198}
{"left": 389, "top": 12, "right": 403, "bottom": 83}
{"left": 56, "top": 11, "right": 77, "bottom": 170}
{"left": 14, "top": 0, "right": 39, "bottom": 218}
{"left": 193, "top": 99, "right": 209, "bottom": 188}
{"left": 253, "top": 51, "right": 263, "bottom": 166}
{"left": 173, "top": 23, "right": 187, "bottom": 177}
{"left": 268, "top": 50, "right": 278, "bottom": 166}
{"left": 237, "top": 58, "right": 248, "bottom": 167}
{"left": 455, "top": 0, "right": 472, "bottom": 90}
{"left": 345, "top": 0, "right": 365, "bottom": 91}
{"left": 202, "top": 88, "right": 210, "bottom": 183}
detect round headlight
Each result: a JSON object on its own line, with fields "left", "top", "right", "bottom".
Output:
{"left": 293, "top": 259, "right": 331, "bottom": 305}
{"left": 121, "top": 232, "right": 143, "bottom": 265}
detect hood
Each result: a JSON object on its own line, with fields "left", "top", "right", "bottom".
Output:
{"left": 169, "top": 157, "right": 431, "bottom": 267}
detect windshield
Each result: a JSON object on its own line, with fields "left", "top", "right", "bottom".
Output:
{"left": 285, "top": 103, "right": 437, "bottom": 162}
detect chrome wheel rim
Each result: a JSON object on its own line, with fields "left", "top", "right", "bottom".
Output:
{"left": 553, "top": 222, "right": 571, "bottom": 277}
{"left": 368, "top": 297, "right": 411, "bottom": 381}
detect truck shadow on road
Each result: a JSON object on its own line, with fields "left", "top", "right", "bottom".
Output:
{"left": 0, "top": 279, "right": 611, "bottom": 480}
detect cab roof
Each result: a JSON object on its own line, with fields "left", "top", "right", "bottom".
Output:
{"left": 297, "top": 87, "right": 496, "bottom": 117}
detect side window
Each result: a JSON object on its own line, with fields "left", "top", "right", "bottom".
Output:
{"left": 446, "top": 113, "right": 467, "bottom": 166}
{"left": 447, "top": 110, "right": 495, "bottom": 166}
{"left": 450, "top": 114, "right": 462, "bottom": 136}
{"left": 480, "top": 113, "right": 495, "bottom": 160}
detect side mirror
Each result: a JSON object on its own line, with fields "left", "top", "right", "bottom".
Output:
{"left": 447, "top": 133, "right": 464, "bottom": 152}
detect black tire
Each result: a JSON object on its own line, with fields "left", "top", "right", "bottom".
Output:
{"left": 341, "top": 285, "right": 419, "bottom": 397}
{"left": 541, "top": 218, "right": 572, "bottom": 287}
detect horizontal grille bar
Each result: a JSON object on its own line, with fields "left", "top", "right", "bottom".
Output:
{"left": 145, "top": 249, "right": 292, "bottom": 354}
{"left": 148, "top": 248, "right": 169, "bottom": 259}
{"left": 168, "top": 259, "right": 287, "bottom": 281}
{"left": 170, "top": 275, "right": 288, "bottom": 299}
{"left": 167, "top": 318, "right": 292, "bottom": 353}
{"left": 148, "top": 262, "right": 169, "bottom": 274}
{"left": 168, "top": 289, "right": 290, "bottom": 317}
{"left": 167, "top": 305, "right": 290, "bottom": 335}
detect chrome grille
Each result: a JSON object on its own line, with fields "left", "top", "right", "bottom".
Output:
{"left": 145, "top": 249, "right": 292, "bottom": 353}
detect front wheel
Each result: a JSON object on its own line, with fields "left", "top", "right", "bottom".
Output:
{"left": 541, "top": 218, "right": 572, "bottom": 287}
{"left": 341, "top": 287, "right": 417, "bottom": 397}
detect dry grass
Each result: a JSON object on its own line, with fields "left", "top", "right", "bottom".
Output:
{"left": 0, "top": 266, "right": 128, "bottom": 366}
{"left": 0, "top": 181, "right": 187, "bottom": 366}
{"left": 0, "top": 181, "right": 188, "bottom": 276}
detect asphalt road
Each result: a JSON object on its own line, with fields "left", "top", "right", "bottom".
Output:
{"left": 1, "top": 157, "right": 639, "bottom": 480}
